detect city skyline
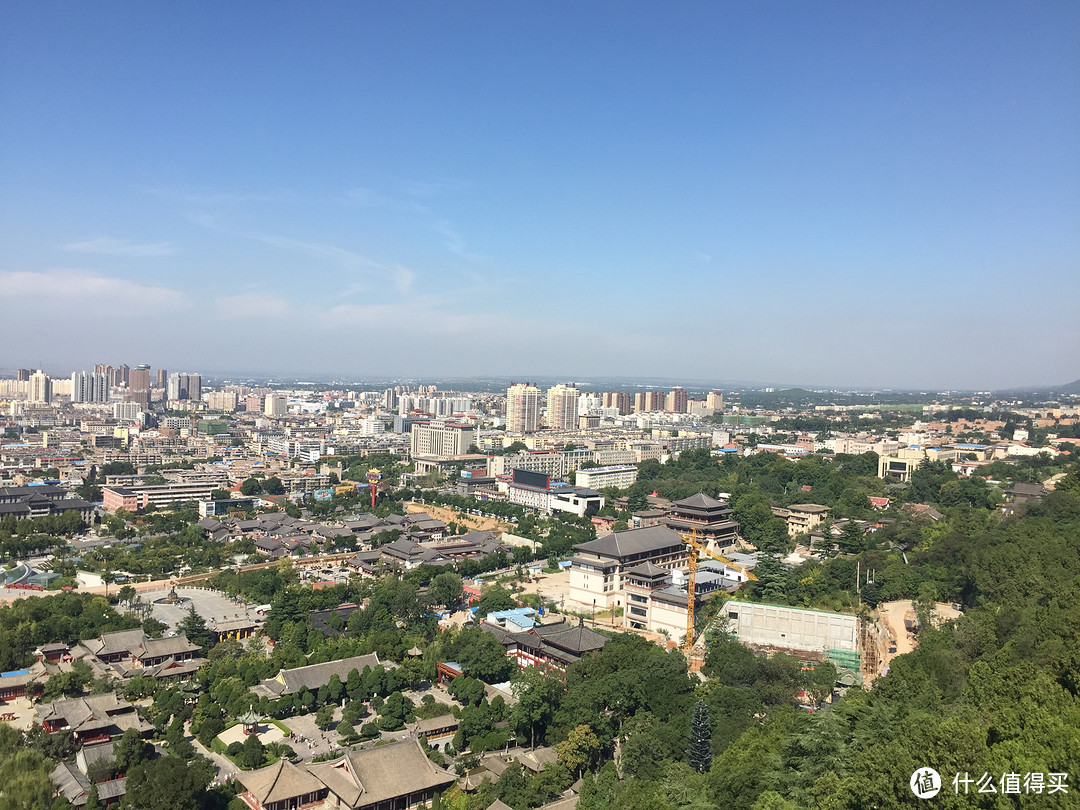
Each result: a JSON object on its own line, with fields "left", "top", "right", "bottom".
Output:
{"left": 2, "top": 3, "right": 1078, "bottom": 390}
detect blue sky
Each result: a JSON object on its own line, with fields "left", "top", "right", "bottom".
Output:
{"left": 2, "top": 2, "right": 1077, "bottom": 389}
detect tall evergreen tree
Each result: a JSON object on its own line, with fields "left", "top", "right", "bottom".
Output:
{"left": 177, "top": 605, "right": 213, "bottom": 652}
{"left": 687, "top": 700, "right": 713, "bottom": 774}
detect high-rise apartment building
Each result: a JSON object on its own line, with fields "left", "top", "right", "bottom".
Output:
{"left": 167, "top": 373, "right": 202, "bottom": 402}
{"left": 634, "top": 391, "right": 666, "bottom": 413}
{"left": 603, "top": 391, "right": 632, "bottom": 414}
{"left": 114, "top": 401, "right": 141, "bottom": 421}
{"left": 506, "top": 383, "right": 542, "bottom": 434}
{"left": 264, "top": 394, "right": 288, "bottom": 417}
{"left": 666, "top": 387, "right": 688, "bottom": 414}
{"left": 545, "top": 384, "right": 580, "bottom": 430}
{"left": 15, "top": 369, "right": 33, "bottom": 382}
{"left": 29, "top": 370, "right": 51, "bottom": 403}
{"left": 94, "top": 363, "right": 112, "bottom": 377}
{"left": 129, "top": 365, "right": 152, "bottom": 408}
{"left": 111, "top": 364, "right": 130, "bottom": 388}
{"left": 207, "top": 391, "right": 238, "bottom": 412}
{"left": 71, "top": 371, "right": 109, "bottom": 403}
{"left": 155, "top": 369, "right": 169, "bottom": 389}
{"left": 244, "top": 394, "right": 263, "bottom": 413}
{"left": 706, "top": 391, "right": 724, "bottom": 413}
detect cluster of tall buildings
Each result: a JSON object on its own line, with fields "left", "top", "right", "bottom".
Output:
{"left": 71, "top": 371, "right": 109, "bottom": 403}
{"left": 166, "top": 372, "right": 203, "bottom": 402}
{"left": 504, "top": 383, "right": 722, "bottom": 434}
{"left": 5, "top": 363, "right": 206, "bottom": 409}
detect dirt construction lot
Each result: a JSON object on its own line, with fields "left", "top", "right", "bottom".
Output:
{"left": 406, "top": 502, "right": 511, "bottom": 533}
{"left": 878, "top": 599, "right": 964, "bottom": 663}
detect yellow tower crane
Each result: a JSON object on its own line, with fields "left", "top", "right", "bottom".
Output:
{"left": 682, "top": 526, "right": 758, "bottom": 655}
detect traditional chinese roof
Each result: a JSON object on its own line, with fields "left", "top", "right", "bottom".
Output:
{"left": 306, "top": 738, "right": 456, "bottom": 808}
{"left": 573, "top": 525, "right": 685, "bottom": 560}
{"left": 257, "top": 653, "right": 381, "bottom": 697}
{"left": 238, "top": 759, "right": 326, "bottom": 806}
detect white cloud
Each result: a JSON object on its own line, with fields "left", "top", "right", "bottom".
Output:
{"left": 62, "top": 237, "right": 176, "bottom": 257}
{"left": 0, "top": 269, "right": 186, "bottom": 306}
{"left": 190, "top": 216, "right": 415, "bottom": 294}
{"left": 325, "top": 300, "right": 476, "bottom": 335}
{"left": 215, "top": 292, "right": 292, "bottom": 318}
{"left": 434, "top": 220, "right": 484, "bottom": 262}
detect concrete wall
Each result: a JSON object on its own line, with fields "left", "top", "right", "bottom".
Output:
{"left": 723, "top": 600, "right": 858, "bottom": 653}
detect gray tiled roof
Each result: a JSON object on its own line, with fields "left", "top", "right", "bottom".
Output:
{"left": 238, "top": 759, "right": 326, "bottom": 805}
{"left": 259, "top": 653, "right": 382, "bottom": 696}
{"left": 673, "top": 493, "right": 727, "bottom": 509}
{"left": 308, "top": 738, "right": 456, "bottom": 808}
{"left": 573, "top": 525, "right": 684, "bottom": 560}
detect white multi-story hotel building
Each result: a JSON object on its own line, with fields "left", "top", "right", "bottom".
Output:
{"left": 409, "top": 421, "right": 477, "bottom": 458}
{"left": 574, "top": 464, "right": 639, "bottom": 490}
{"left": 568, "top": 525, "right": 689, "bottom": 610}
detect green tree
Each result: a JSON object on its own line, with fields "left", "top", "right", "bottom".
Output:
{"left": 448, "top": 676, "right": 486, "bottom": 707}
{"left": 444, "top": 627, "right": 515, "bottom": 683}
{"left": 430, "top": 571, "right": 463, "bottom": 608}
{"left": 475, "top": 585, "right": 517, "bottom": 617}
{"left": 0, "top": 725, "right": 57, "bottom": 810}
{"left": 557, "top": 724, "right": 601, "bottom": 777}
{"left": 117, "top": 584, "right": 137, "bottom": 609}
{"left": 177, "top": 605, "right": 214, "bottom": 652}
{"left": 315, "top": 705, "right": 336, "bottom": 730}
{"left": 240, "top": 478, "right": 264, "bottom": 496}
{"left": 686, "top": 700, "right": 713, "bottom": 773}
{"left": 837, "top": 521, "right": 865, "bottom": 554}
{"left": 239, "top": 733, "right": 266, "bottom": 769}
{"left": 121, "top": 756, "right": 214, "bottom": 810}
{"left": 263, "top": 476, "right": 286, "bottom": 495}
{"left": 512, "top": 665, "right": 559, "bottom": 748}
{"left": 113, "top": 727, "right": 153, "bottom": 774}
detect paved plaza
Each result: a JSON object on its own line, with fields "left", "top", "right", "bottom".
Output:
{"left": 144, "top": 586, "right": 259, "bottom": 632}
{"left": 218, "top": 720, "right": 286, "bottom": 749}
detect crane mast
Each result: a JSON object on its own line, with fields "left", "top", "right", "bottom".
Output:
{"left": 680, "top": 526, "right": 758, "bottom": 655}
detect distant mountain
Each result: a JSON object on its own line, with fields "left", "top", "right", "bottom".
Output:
{"left": 995, "top": 378, "right": 1080, "bottom": 395}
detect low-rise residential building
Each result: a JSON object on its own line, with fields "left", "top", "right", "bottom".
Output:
{"left": 102, "top": 481, "right": 217, "bottom": 512}
{"left": 771, "top": 503, "right": 830, "bottom": 538}
{"left": 623, "top": 561, "right": 745, "bottom": 639}
{"left": 877, "top": 446, "right": 962, "bottom": 482}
